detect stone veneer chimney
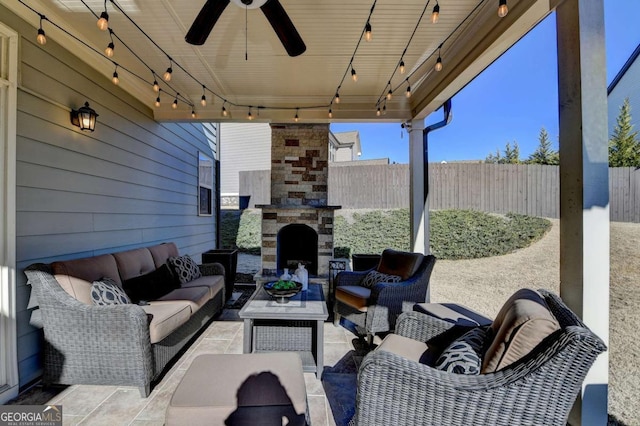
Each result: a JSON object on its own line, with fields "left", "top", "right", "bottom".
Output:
{"left": 256, "top": 123, "right": 340, "bottom": 277}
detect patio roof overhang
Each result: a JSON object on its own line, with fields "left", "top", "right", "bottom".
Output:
{"left": 2, "top": 0, "right": 553, "bottom": 123}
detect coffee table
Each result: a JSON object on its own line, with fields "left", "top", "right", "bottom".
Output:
{"left": 239, "top": 283, "right": 328, "bottom": 379}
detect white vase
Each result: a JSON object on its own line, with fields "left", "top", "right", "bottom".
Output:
{"left": 295, "top": 263, "right": 309, "bottom": 291}
{"left": 280, "top": 268, "right": 291, "bottom": 281}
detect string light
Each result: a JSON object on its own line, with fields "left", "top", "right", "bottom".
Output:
{"left": 163, "top": 60, "right": 173, "bottom": 82}
{"left": 154, "top": 95, "right": 161, "bottom": 107}
{"left": 376, "top": 106, "right": 381, "bottom": 116}
{"left": 112, "top": 65, "right": 119, "bottom": 85}
{"left": 191, "top": 109, "right": 196, "bottom": 118}
{"left": 365, "top": 22, "right": 372, "bottom": 42}
{"left": 328, "top": 108, "right": 333, "bottom": 118}
{"left": 97, "top": 0, "right": 109, "bottom": 31}
{"left": 172, "top": 94, "right": 178, "bottom": 109}
{"left": 247, "top": 107, "right": 253, "bottom": 120}
{"left": 498, "top": 0, "right": 508, "bottom": 17}
{"left": 435, "top": 47, "right": 443, "bottom": 72}
{"left": 222, "top": 103, "right": 228, "bottom": 117}
{"left": 294, "top": 108, "right": 299, "bottom": 122}
{"left": 200, "top": 86, "right": 207, "bottom": 107}
{"left": 351, "top": 67, "right": 358, "bottom": 82}
{"left": 36, "top": 16, "right": 46, "bottom": 45}
{"left": 431, "top": 1, "right": 440, "bottom": 24}
{"left": 105, "top": 29, "right": 115, "bottom": 57}
{"left": 382, "top": 103, "right": 387, "bottom": 115}
{"left": 152, "top": 76, "right": 159, "bottom": 93}
{"left": 405, "top": 81, "right": 411, "bottom": 98}
{"left": 335, "top": 91, "right": 340, "bottom": 104}
{"left": 399, "top": 60, "right": 405, "bottom": 75}
{"left": 387, "top": 86, "right": 393, "bottom": 100}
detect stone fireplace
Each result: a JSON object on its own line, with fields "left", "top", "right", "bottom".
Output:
{"left": 256, "top": 123, "right": 340, "bottom": 277}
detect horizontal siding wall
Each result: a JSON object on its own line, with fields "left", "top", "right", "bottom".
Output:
{"left": 241, "top": 164, "right": 639, "bottom": 222}
{"left": 8, "top": 6, "right": 218, "bottom": 388}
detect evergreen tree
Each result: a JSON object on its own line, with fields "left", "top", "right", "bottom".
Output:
{"left": 503, "top": 141, "right": 521, "bottom": 164}
{"left": 485, "top": 142, "right": 520, "bottom": 164}
{"left": 609, "top": 98, "right": 640, "bottom": 167}
{"left": 528, "top": 127, "right": 559, "bottom": 165}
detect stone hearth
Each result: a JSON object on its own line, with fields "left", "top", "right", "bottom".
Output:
{"left": 256, "top": 123, "right": 340, "bottom": 277}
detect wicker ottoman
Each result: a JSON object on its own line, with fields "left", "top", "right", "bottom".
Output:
{"left": 166, "top": 353, "right": 309, "bottom": 426}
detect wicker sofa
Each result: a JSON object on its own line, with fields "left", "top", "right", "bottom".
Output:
{"left": 353, "top": 289, "right": 607, "bottom": 425}
{"left": 24, "top": 242, "right": 225, "bottom": 397}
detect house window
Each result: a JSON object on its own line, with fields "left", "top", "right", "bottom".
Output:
{"left": 198, "top": 152, "right": 213, "bottom": 216}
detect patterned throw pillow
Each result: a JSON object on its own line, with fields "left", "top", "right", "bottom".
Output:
{"left": 360, "top": 270, "right": 402, "bottom": 289}
{"left": 168, "top": 255, "right": 202, "bottom": 284}
{"left": 91, "top": 277, "right": 131, "bottom": 305}
{"left": 434, "top": 326, "right": 488, "bottom": 375}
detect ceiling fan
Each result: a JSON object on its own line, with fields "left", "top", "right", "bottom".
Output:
{"left": 185, "top": 0, "right": 306, "bottom": 57}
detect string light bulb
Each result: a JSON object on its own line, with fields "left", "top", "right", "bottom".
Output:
{"left": 163, "top": 61, "right": 173, "bottom": 82}
{"left": 328, "top": 108, "right": 333, "bottom": 118}
{"left": 335, "top": 92, "right": 340, "bottom": 104}
{"left": 405, "top": 82, "right": 411, "bottom": 98}
{"left": 112, "top": 66, "right": 119, "bottom": 85}
{"left": 200, "top": 86, "right": 207, "bottom": 107}
{"left": 294, "top": 109, "right": 299, "bottom": 122}
{"left": 222, "top": 103, "right": 228, "bottom": 117}
{"left": 105, "top": 29, "right": 115, "bottom": 57}
{"left": 152, "top": 78, "right": 159, "bottom": 93}
{"left": 154, "top": 96, "right": 161, "bottom": 108}
{"left": 431, "top": 2, "right": 440, "bottom": 24}
{"left": 36, "top": 16, "right": 47, "bottom": 45}
{"left": 376, "top": 107, "right": 381, "bottom": 117}
{"left": 247, "top": 108, "right": 253, "bottom": 120}
{"left": 498, "top": 0, "right": 508, "bottom": 17}
{"left": 351, "top": 67, "right": 358, "bottom": 82}
{"left": 435, "top": 49, "right": 443, "bottom": 72}
{"left": 97, "top": 1, "right": 109, "bottom": 31}
{"left": 387, "top": 89, "right": 393, "bottom": 101}
{"left": 399, "top": 60, "right": 406, "bottom": 75}
{"left": 105, "top": 42, "right": 114, "bottom": 57}
{"left": 365, "top": 22, "right": 372, "bottom": 42}
{"left": 191, "top": 110, "right": 196, "bottom": 118}
{"left": 172, "top": 95, "right": 178, "bottom": 109}
{"left": 382, "top": 104, "right": 387, "bottom": 115}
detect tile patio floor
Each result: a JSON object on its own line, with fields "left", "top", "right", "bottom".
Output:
{"left": 43, "top": 316, "right": 367, "bottom": 426}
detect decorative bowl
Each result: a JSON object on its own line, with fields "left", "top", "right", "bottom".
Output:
{"left": 264, "top": 280, "right": 303, "bottom": 304}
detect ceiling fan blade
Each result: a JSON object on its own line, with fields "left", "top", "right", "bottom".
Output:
{"left": 186, "top": 0, "right": 230, "bottom": 45}
{"left": 261, "top": 0, "right": 306, "bottom": 57}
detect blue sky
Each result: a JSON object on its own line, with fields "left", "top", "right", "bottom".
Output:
{"left": 331, "top": 0, "right": 640, "bottom": 164}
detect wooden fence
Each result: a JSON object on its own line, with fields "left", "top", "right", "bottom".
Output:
{"left": 239, "top": 164, "right": 640, "bottom": 222}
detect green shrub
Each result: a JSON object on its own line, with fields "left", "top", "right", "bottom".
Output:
{"left": 219, "top": 208, "right": 551, "bottom": 260}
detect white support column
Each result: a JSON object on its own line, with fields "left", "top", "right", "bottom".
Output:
{"left": 556, "top": 1, "right": 609, "bottom": 424}
{"left": 408, "top": 118, "right": 428, "bottom": 258}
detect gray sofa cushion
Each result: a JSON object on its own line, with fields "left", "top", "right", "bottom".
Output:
{"left": 142, "top": 301, "right": 192, "bottom": 343}
{"left": 158, "top": 286, "right": 210, "bottom": 314}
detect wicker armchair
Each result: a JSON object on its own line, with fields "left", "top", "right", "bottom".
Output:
{"left": 353, "top": 290, "right": 607, "bottom": 426}
{"left": 333, "top": 251, "right": 436, "bottom": 344}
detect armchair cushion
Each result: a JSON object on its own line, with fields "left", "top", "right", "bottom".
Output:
{"left": 434, "top": 326, "right": 488, "bottom": 375}
{"left": 376, "top": 249, "right": 424, "bottom": 280}
{"left": 335, "top": 286, "right": 371, "bottom": 312}
{"left": 360, "top": 270, "right": 401, "bottom": 288}
{"left": 377, "top": 334, "right": 429, "bottom": 363}
{"left": 483, "top": 288, "right": 560, "bottom": 372}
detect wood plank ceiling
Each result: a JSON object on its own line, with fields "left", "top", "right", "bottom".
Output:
{"left": 3, "top": 0, "right": 552, "bottom": 122}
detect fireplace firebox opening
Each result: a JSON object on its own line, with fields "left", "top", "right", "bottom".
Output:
{"left": 277, "top": 224, "right": 318, "bottom": 275}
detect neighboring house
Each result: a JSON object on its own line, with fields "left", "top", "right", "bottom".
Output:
{"left": 219, "top": 124, "right": 365, "bottom": 208}
{"left": 608, "top": 43, "right": 640, "bottom": 137}
{"left": 332, "top": 130, "right": 362, "bottom": 162}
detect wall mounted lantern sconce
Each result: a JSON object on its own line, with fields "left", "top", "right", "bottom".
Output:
{"left": 70, "top": 102, "right": 98, "bottom": 132}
